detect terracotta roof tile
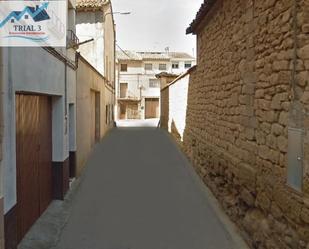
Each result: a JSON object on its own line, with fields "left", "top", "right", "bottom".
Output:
{"left": 76, "top": 0, "right": 107, "bottom": 10}
{"left": 186, "top": 0, "right": 217, "bottom": 34}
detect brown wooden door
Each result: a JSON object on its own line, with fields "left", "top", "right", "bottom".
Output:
{"left": 127, "top": 103, "right": 139, "bottom": 119}
{"left": 90, "top": 91, "right": 100, "bottom": 146}
{"left": 90, "top": 91, "right": 96, "bottom": 147}
{"left": 120, "top": 103, "right": 126, "bottom": 120}
{"left": 38, "top": 96, "right": 52, "bottom": 213}
{"left": 145, "top": 98, "right": 159, "bottom": 119}
{"left": 95, "top": 92, "right": 100, "bottom": 142}
{"left": 16, "top": 94, "right": 52, "bottom": 242}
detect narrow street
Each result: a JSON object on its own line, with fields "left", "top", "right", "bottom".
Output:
{"left": 52, "top": 127, "right": 247, "bottom": 249}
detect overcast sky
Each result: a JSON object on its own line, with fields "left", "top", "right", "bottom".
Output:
{"left": 112, "top": 0, "right": 203, "bottom": 56}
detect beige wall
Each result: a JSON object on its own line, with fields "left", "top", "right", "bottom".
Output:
{"left": 182, "top": 0, "right": 309, "bottom": 248}
{"left": 103, "top": 2, "right": 116, "bottom": 88}
{"left": 76, "top": 56, "right": 114, "bottom": 176}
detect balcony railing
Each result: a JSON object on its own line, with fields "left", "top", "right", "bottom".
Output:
{"left": 67, "top": 30, "right": 79, "bottom": 49}
{"left": 119, "top": 90, "right": 140, "bottom": 101}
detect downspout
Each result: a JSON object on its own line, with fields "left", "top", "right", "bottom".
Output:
{"left": 289, "top": 0, "right": 303, "bottom": 129}
{"left": 291, "top": 0, "right": 298, "bottom": 103}
{"left": 65, "top": 61, "right": 68, "bottom": 135}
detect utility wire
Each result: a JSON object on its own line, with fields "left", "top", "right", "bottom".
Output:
{"left": 116, "top": 43, "right": 133, "bottom": 59}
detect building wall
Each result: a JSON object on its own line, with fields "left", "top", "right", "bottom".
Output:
{"left": 103, "top": 2, "right": 116, "bottom": 88}
{"left": 2, "top": 47, "right": 72, "bottom": 213}
{"left": 170, "top": 58, "right": 195, "bottom": 75}
{"left": 168, "top": 74, "right": 190, "bottom": 142}
{"left": 160, "top": 73, "right": 191, "bottom": 143}
{"left": 76, "top": 11, "right": 104, "bottom": 75}
{"left": 117, "top": 60, "right": 165, "bottom": 119}
{"left": 76, "top": 57, "right": 114, "bottom": 176}
{"left": 182, "top": 0, "right": 309, "bottom": 248}
{"left": 1, "top": 46, "right": 75, "bottom": 248}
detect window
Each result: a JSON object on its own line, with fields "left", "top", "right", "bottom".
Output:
{"left": 185, "top": 61, "right": 192, "bottom": 68}
{"left": 145, "top": 63, "right": 153, "bottom": 70}
{"left": 120, "top": 64, "right": 127, "bottom": 72}
{"left": 172, "top": 62, "right": 179, "bottom": 69}
{"left": 120, "top": 83, "right": 128, "bottom": 98}
{"left": 25, "top": 15, "right": 29, "bottom": 19}
{"left": 159, "top": 64, "right": 167, "bottom": 71}
{"left": 149, "top": 79, "right": 160, "bottom": 88}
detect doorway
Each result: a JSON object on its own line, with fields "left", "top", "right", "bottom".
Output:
{"left": 15, "top": 94, "right": 52, "bottom": 242}
{"left": 145, "top": 98, "right": 159, "bottom": 119}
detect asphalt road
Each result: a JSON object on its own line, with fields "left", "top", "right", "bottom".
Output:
{"left": 54, "top": 127, "right": 247, "bottom": 249}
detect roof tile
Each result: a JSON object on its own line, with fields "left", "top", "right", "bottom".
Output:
{"left": 186, "top": 0, "right": 217, "bottom": 34}
{"left": 76, "top": 0, "right": 107, "bottom": 10}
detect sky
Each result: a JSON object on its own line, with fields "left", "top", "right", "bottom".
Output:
{"left": 112, "top": 0, "right": 203, "bottom": 56}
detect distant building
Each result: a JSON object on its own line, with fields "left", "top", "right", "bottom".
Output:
{"left": 116, "top": 51, "right": 196, "bottom": 120}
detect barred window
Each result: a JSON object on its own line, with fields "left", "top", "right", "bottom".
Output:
{"left": 159, "top": 64, "right": 167, "bottom": 71}
{"left": 149, "top": 79, "right": 160, "bottom": 88}
{"left": 145, "top": 63, "right": 153, "bottom": 70}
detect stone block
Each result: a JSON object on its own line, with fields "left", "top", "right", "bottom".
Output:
{"left": 298, "top": 44, "right": 309, "bottom": 60}
{"left": 273, "top": 60, "right": 290, "bottom": 71}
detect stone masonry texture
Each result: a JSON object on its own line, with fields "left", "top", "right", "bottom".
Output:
{"left": 175, "top": 0, "right": 309, "bottom": 248}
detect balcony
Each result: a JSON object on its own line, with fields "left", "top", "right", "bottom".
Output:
{"left": 67, "top": 30, "right": 79, "bottom": 49}
{"left": 118, "top": 90, "right": 140, "bottom": 102}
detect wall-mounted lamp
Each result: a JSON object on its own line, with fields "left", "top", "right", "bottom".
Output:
{"left": 104, "top": 11, "right": 131, "bottom": 21}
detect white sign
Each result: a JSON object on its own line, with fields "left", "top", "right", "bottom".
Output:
{"left": 0, "top": 1, "right": 67, "bottom": 47}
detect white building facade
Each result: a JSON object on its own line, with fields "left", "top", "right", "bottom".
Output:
{"left": 116, "top": 51, "right": 196, "bottom": 120}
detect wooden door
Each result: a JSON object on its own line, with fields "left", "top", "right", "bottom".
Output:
{"left": 127, "top": 104, "right": 139, "bottom": 119}
{"left": 38, "top": 96, "right": 52, "bottom": 213}
{"left": 16, "top": 94, "right": 52, "bottom": 242}
{"left": 120, "top": 103, "right": 126, "bottom": 120}
{"left": 145, "top": 98, "right": 159, "bottom": 119}
{"left": 90, "top": 91, "right": 96, "bottom": 147}
{"left": 95, "top": 93, "right": 100, "bottom": 142}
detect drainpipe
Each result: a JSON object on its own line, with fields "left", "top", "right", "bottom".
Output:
{"left": 291, "top": 0, "right": 298, "bottom": 102}
{"left": 289, "top": 0, "right": 303, "bottom": 129}
{"left": 64, "top": 62, "right": 68, "bottom": 135}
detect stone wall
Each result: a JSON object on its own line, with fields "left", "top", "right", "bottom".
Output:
{"left": 182, "top": 0, "right": 309, "bottom": 248}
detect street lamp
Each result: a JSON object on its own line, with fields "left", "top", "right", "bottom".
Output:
{"left": 104, "top": 11, "right": 131, "bottom": 21}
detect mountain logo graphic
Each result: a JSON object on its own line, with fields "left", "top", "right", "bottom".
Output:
{"left": 0, "top": 2, "right": 50, "bottom": 28}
